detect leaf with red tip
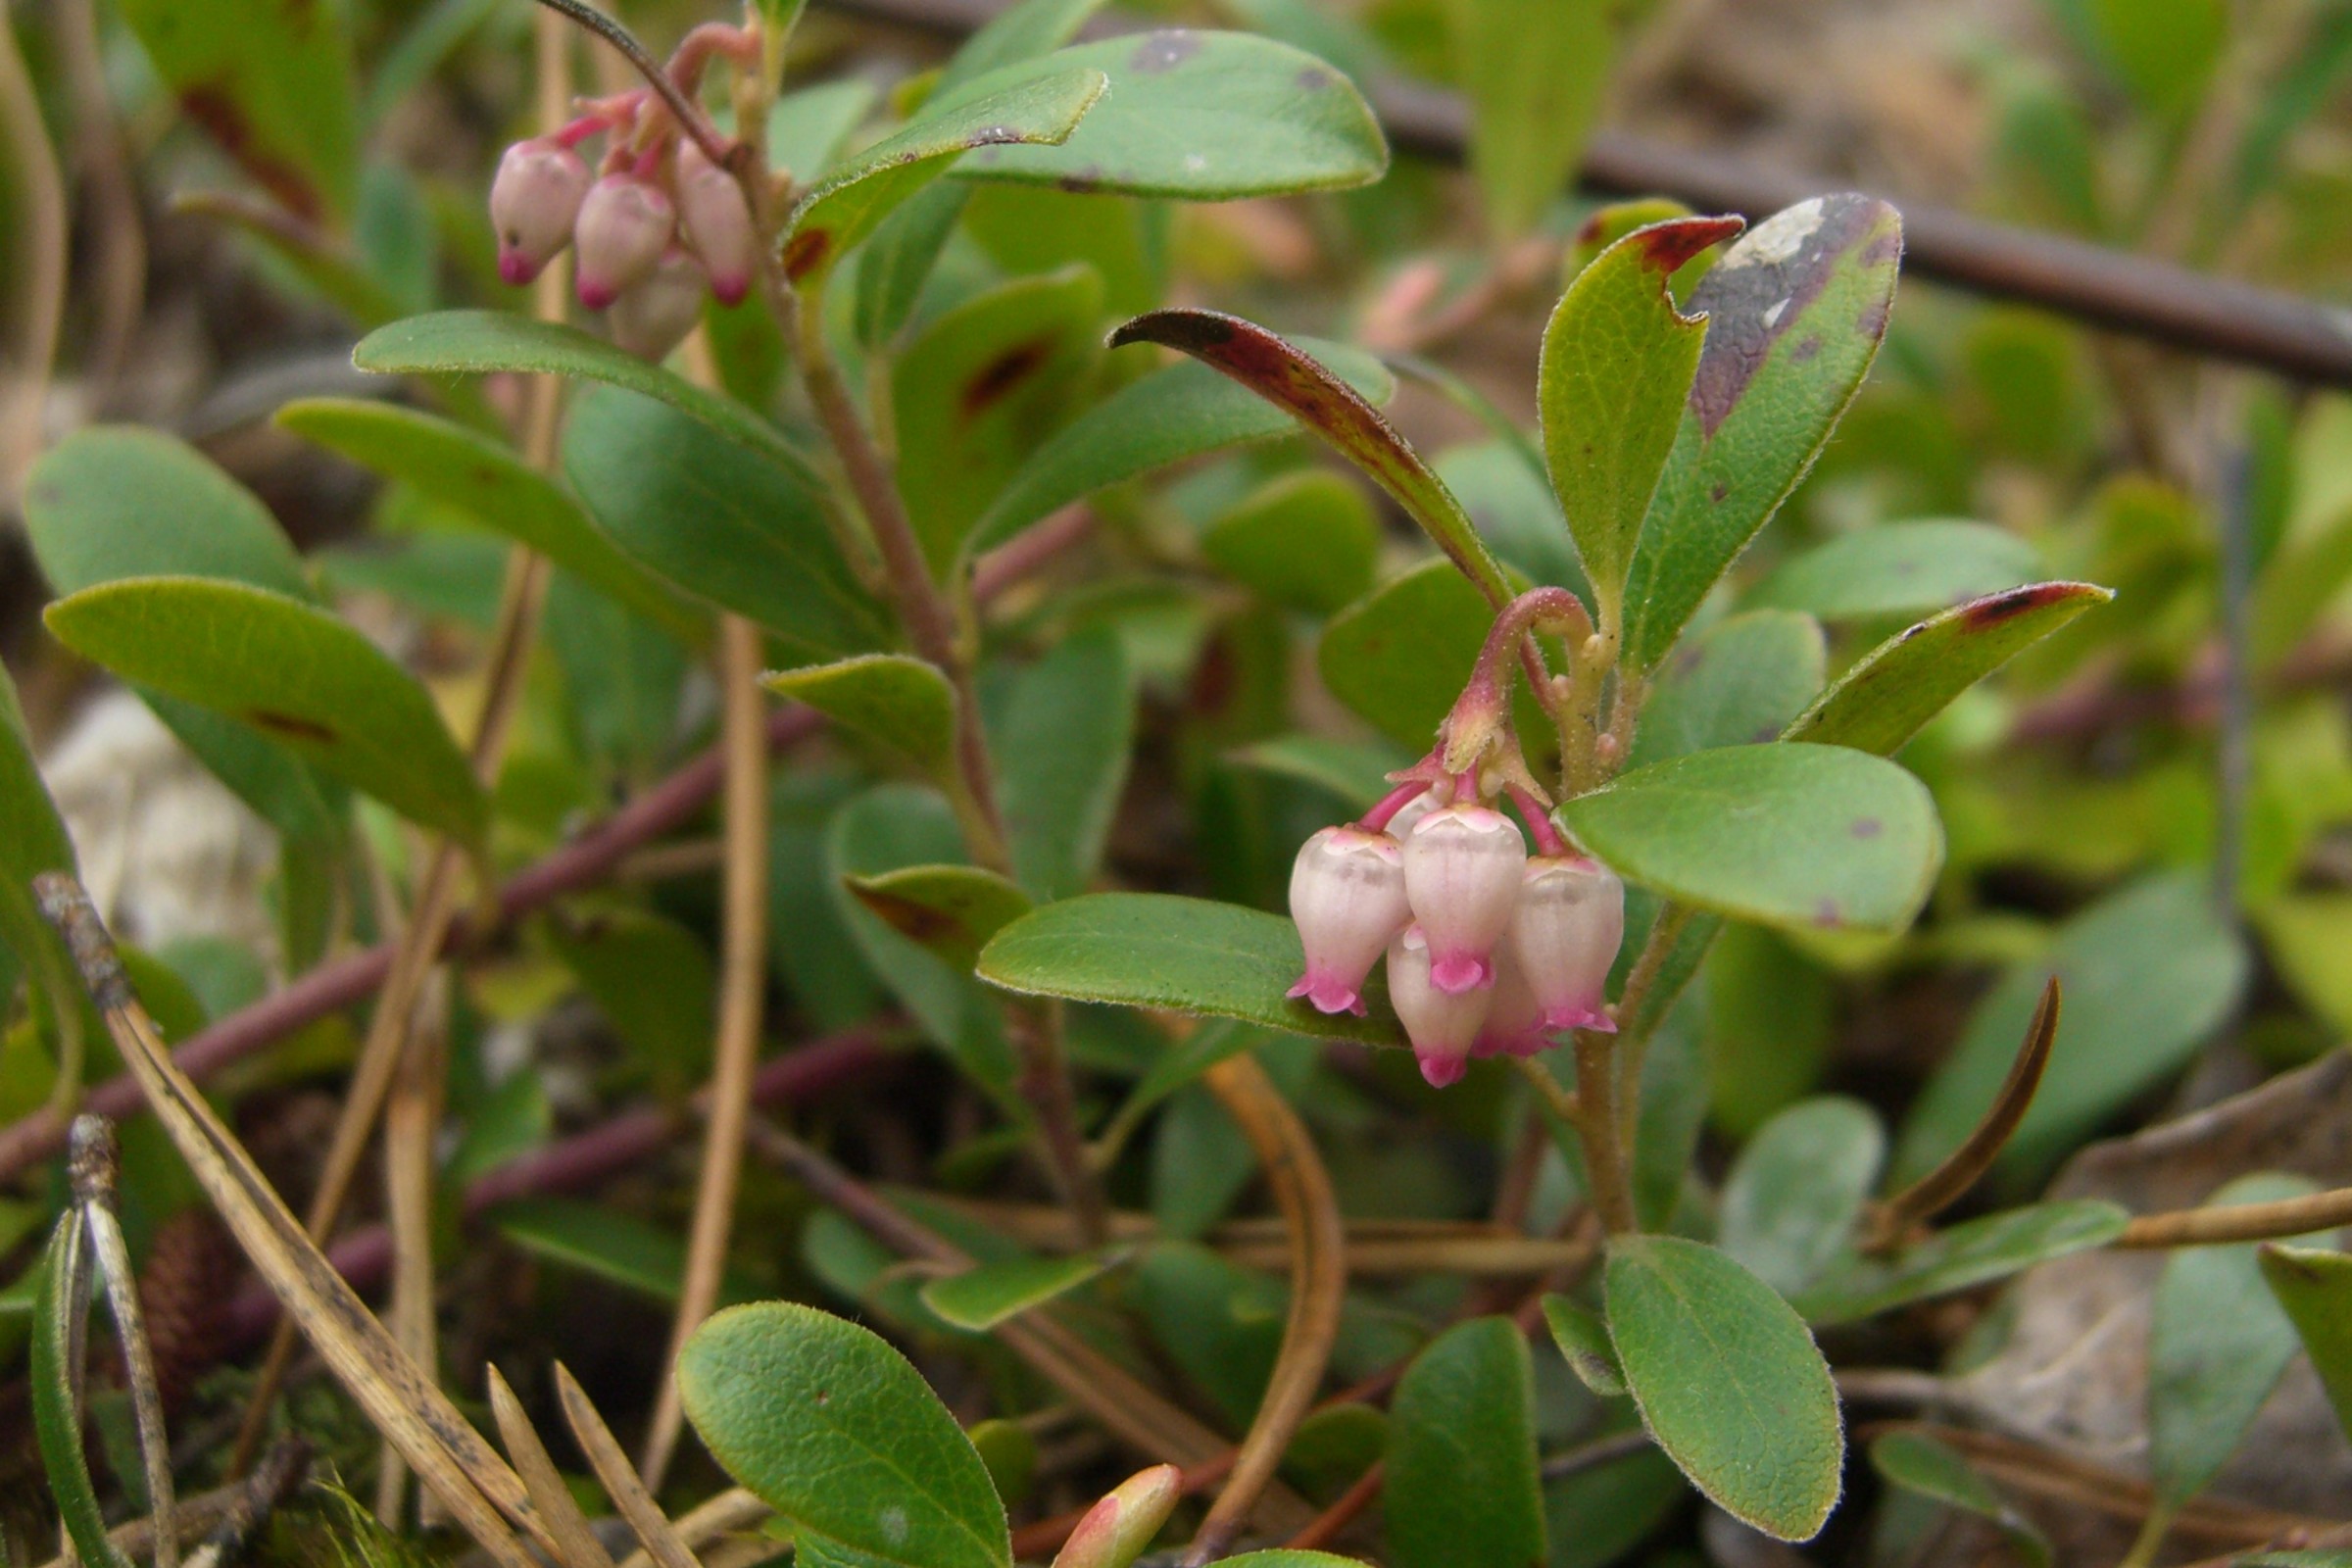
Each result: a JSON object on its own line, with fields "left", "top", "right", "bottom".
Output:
{"left": 1620, "top": 194, "right": 1904, "bottom": 670}
{"left": 1110, "top": 309, "right": 1514, "bottom": 608}
{"left": 1539, "top": 215, "right": 1742, "bottom": 624}
{"left": 1784, "top": 580, "right": 2113, "bottom": 756}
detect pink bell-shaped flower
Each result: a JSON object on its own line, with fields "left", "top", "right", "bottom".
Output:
{"left": 490, "top": 137, "right": 590, "bottom": 285}
{"left": 675, "top": 140, "right": 760, "bottom": 307}
{"left": 574, "top": 172, "right": 675, "bottom": 310}
{"left": 608, "top": 248, "right": 707, "bottom": 362}
{"left": 1286, "top": 825, "right": 1410, "bottom": 1016}
{"left": 1389, "top": 924, "right": 1492, "bottom": 1087}
{"left": 1508, "top": 855, "right": 1624, "bottom": 1033}
{"left": 1401, "top": 804, "right": 1527, "bottom": 995}
{"left": 1473, "top": 945, "right": 1548, "bottom": 1059}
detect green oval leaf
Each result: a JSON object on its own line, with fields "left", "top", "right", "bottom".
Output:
{"left": 1745, "top": 519, "right": 2041, "bottom": 621}
{"left": 970, "top": 339, "right": 1395, "bottom": 556}
{"left": 1317, "top": 560, "right": 1541, "bottom": 754}
{"left": 1793, "top": 1199, "right": 2131, "bottom": 1325}
{"left": 781, "top": 67, "right": 1108, "bottom": 290}
{"left": 563, "top": 387, "right": 890, "bottom": 661}
{"left": 1621, "top": 194, "right": 1904, "bottom": 670}
{"left": 679, "top": 1301, "right": 1012, "bottom": 1568}
{"left": 1604, "top": 1234, "right": 1843, "bottom": 1541}
{"left": 1201, "top": 470, "right": 1381, "bottom": 615}
{"left": 2259, "top": 1244, "right": 2352, "bottom": 1446}
{"left": 1868, "top": 1432, "right": 2049, "bottom": 1568}
{"left": 354, "top": 311, "right": 826, "bottom": 488}
{"left": 1894, "top": 873, "right": 2247, "bottom": 1185}
{"left": 976, "top": 892, "right": 1404, "bottom": 1049}
{"left": 44, "top": 577, "right": 485, "bottom": 845}
{"left": 1628, "top": 609, "right": 1825, "bottom": 766}
{"left": 1110, "top": 309, "right": 1511, "bottom": 606}
{"left": 1541, "top": 1293, "right": 1627, "bottom": 1396}
{"left": 2150, "top": 1172, "right": 2326, "bottom": 1508}
{"left": 987, "top": 628, "right": 1137, "bottom": 902}
{"left": 1386, "top": 1317, "right": 1546, "bottom": 1568}
{"left": 1557, "top": 744, "right": 1943, "bottom": 934}
{"left": 765, "top": 655, "right": 958, "bottom": 782}
{"left": 950, "top": 30, "right": 1387, "bottom": 199}
{"left": 1718, "top": 1097, "right": 1885, "bottom": 1298}
{"left": 1784, "top": 581, "right": 2112, "bottom": 756}
{"left": 1539, "top": 216, "right": 1742, "bottom": 619}
{"left": 275, "top": 398, "right": 706, "bottom": 646}
{"left": 918, "top": 1251, "right": 1118, "bottom": 1332}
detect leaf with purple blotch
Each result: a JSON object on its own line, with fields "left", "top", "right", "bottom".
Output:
{"left": 1783, "top": 581, "right": 2113, "bottom": 756}
{"left": 1111, "top": 308, "right": 1514, "bottom": 608}
{"left": 1620, "top": 194, "right": 1904, "bottom": 670}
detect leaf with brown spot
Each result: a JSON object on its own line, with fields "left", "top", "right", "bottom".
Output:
{"left": 121, "top": 0, "right": 356, "bottom": 220}
{"left": 846, "top": 865, "right": 1034, "bottom": 970}
{"left": 892, "top": 267, "right": 1105, "bottom": 574}
{"left": 1784, "top": 580, "right": 2112, "bottom": 756}
{"left": 1620, "top": 195, "right": 1904, "bottom": 670}
{"left": 1112, "top": 309, "right": 1512, "bottom": 607}
{"left": 781, "top": 67, "right": 1106, "bottom": 293}
{"left": 44, "top": 577, "right": 486, "bottom": 847}
{"left": 1539, "top": 215, "right": 1742, "bottom": 624}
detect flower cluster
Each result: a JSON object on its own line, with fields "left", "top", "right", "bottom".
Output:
{"left": 489, "top": 91, "right": 759, "bottom": 362}
{"left": 1288, "top": 785, "right": 1624, "bottom": 1089}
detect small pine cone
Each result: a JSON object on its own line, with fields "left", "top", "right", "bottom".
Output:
{"left": 137, "top": 1208, "right": 240, "bottom": 1412}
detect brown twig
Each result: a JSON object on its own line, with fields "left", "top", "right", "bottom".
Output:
{"left": 1865, "top": 978, "right": 2062, "bottom": 1251}
{"left": 1282, "top": 1461, "right": 1383, "bottom": 1553}
{"left": 641, "top": 614, "right": 771, "bottom": 1488}
{"left": 2116, "top": 1184, "right": 2352, "bottom": 1250}
{"left": 1184, "top": 1058, "right": 1347, "bottom": 1564}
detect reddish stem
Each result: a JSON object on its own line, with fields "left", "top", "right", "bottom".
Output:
{"left": 1507, "top": 784, "right": 1567, "bottom": 857}
{"left": 1357, "top": 779, "right": 1432, "bottom": 834}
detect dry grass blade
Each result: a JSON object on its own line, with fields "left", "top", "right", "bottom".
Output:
{"left": 1868, "top": 977, "right": 2062, "bottom": 1249}
{"left": 554, "top": 1363, "right": 702, "bottom": 1568}
{"left": 70, "top": 1119, "right": 178, "bottom": 1568}
{"left": 30, "top": 874, "right": 552, "bottom": 1568}
{"left": 488, "top": 1367, "right": 617, "bottom": 1568}
{"left": 1184, "top": 1056, "right": 1346, "bottom": 1565}
{"left": 617, "top": 1489, "right": 769, "bottom": 1568}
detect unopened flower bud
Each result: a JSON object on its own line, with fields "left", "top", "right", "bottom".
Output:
{"left": 1389, "top": 924, "right": 1492, "bottom": 1087}
{"left": 1287, "top": 825, "right": 1410, "bottom": 1016}
{"left": 1508, "top": 855, "right": 1624, "bottom": 1033}
{"left": 490, "top": 137, "right": 590, "bottom": 285}
{"left": 608, "top": 248, "right": 706, "bottom": 362}
{"left": 1401, "top": 804, "right": 1527, "bottom": 994}
{"left": 1052, "top": 1464, "right": 1182, "bottom": 1568}
{"left": 1474, "top": 945, "right": 1547, "bottom": 1059}
{"left": 675, "top": 140, "right": 759, "bottom": 307}
{"left": 574, "top": 172, "right": 674, "bottom": 310}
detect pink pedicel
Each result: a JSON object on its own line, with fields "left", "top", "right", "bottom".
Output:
{"left": 675, "top": 140, "right": 759, "bottom": 307}
{"left": 1400, "top": 803, "right": 1527, "bottom": 995}
{"left": 1473, "top": 946, "right": 1548, "bottom": 1059}
{"left": 1509, "top": 855, "right": 1624, "bottom": 1033}
{"left": 490, "top": 137, "right": 590, "bottom": 285}
{"left": 1285, "top": 825, "right": 1410, "bottom": 1016}
{"left": 608, "top": 248, "right": 708, "bottom": 362}
{"left": 574, "top": 173, "right": 675, "bottom": 310}
{"left": 1388, "top": 924, "right": 1492, "bottom": 1088}
{"left": 1381, "top": 785, "right": 1444, "bottom": 845}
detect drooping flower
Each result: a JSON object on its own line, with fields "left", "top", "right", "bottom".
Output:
{"left": 608, "top": 248, "right": 708, "bottom": 362}
{"left": 574, "top": 173, "right": 675, "bottom": 310}
{"left": 1286, "top": 825, "right": 1410, "bottom": 1015}
{"left": 1508, "top": 855, "right": 1624, "bottom": 1033}
{"left": 1389, "top": 924, "right": 1493, "bottom": 1087}
{"left": 1381, "top": 784, "right": 1444, "bottom": 844}
{"left": 674, "top": 140, "right": 759, "bottom": 307}
{"left": 490, "top": 137, "right": 590, "bottom": 286}
{"left": 1400, "top": 804, "right": 1527, "bottom": 994}
{"left": 1473, "top": 944, "right": 1548, "bottom": 1059}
